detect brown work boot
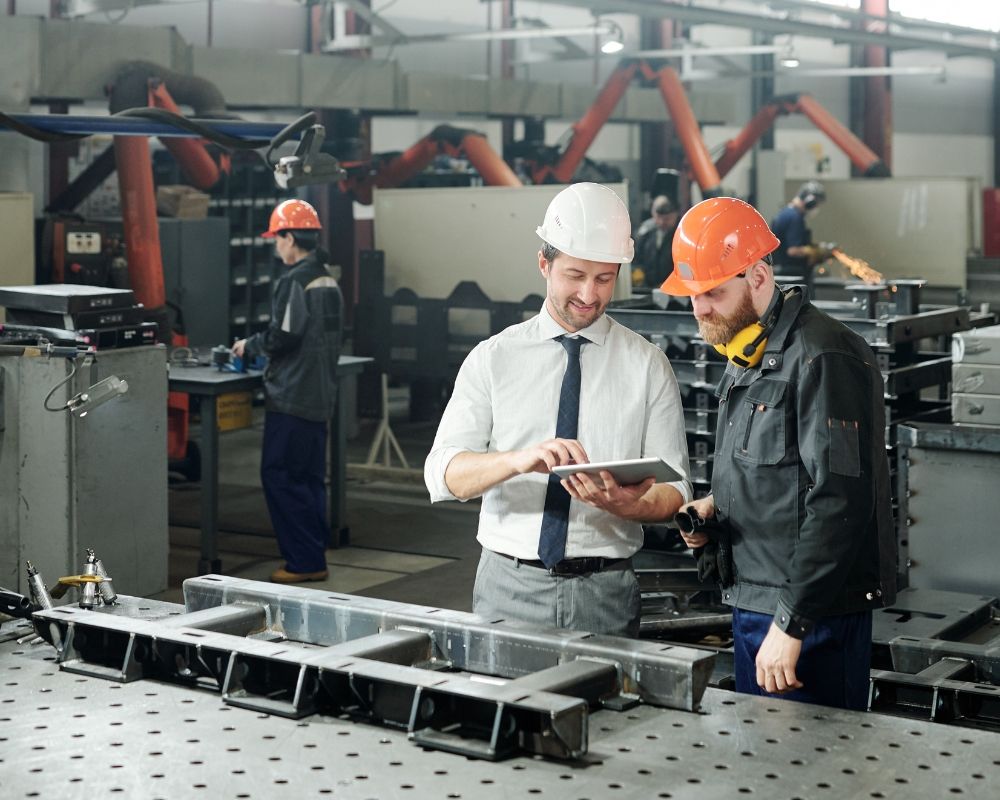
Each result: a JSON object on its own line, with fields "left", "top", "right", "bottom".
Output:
{"left": 270, "top": 567, "right": 329, "bottom": 584}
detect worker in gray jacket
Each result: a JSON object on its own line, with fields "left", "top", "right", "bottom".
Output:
{"left": 661, "top": 196, "right": 896, "bottom": 710}
{"left": 233, "top": 199, "right": 342, "bottom": 584}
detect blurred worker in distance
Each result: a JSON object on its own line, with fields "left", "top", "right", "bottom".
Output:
{"left": 769, "top": 180, "right": 832, "bottom": 293}
{"left": 424, "top": 183, "right": 691, "bottom": 637}
{"left": 661, "top": 197, "right": 896, "bottom": 710}
{"left": 632, "top": 194, "right": 680, "bottom": 290}
{"left": 232, "top": 198, "right": 343, "bottom": 584}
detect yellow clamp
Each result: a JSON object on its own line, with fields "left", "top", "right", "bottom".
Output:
{"left": 50, "top": 574, "right": 105, "bottom": 600}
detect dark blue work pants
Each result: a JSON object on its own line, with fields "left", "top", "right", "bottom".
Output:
{"left": 261, "top": 410, "right": 329, "bottom": 574}
{"left": 733, "top": 607, "right": 872, "bottom": 710}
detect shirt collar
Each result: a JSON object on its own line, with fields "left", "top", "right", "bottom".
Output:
{"left": 538, "top": 303, "right": 610, "bottom": 346}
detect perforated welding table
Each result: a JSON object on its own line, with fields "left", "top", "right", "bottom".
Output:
{"left": 1, "top": 589, "right": 997, "bottom": 799}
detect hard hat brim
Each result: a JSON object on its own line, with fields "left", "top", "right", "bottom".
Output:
{"left": 261, "top": 230, "right": 278, "bottom": 239}
{"left": 660, "top": 269, "right": 735, "bottom": 297}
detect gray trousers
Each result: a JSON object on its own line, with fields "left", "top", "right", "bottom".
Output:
{"left": 472, "top": 548, "right": 641, "bottom": 638}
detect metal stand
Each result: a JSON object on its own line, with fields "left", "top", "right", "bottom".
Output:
{"left": 365, "top": 373, "right": 410, "bottom": 468}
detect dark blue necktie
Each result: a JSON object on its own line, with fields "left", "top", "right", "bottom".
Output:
{"left": 538, "top": 335, "right": 584, "bottom": 568}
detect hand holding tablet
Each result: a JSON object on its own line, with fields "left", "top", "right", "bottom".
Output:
{"left": 551, "top": 457, "right": 683, "bottom": 487}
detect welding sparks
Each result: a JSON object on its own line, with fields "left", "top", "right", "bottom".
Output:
{"left": 832, "top": 249, "right": 883, "bottom": 285}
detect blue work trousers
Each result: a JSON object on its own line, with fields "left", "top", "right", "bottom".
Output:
{"left": 261, "top": 410, "right": 329, "bottom": 573}
{"left": 733, "top": 607, "right": 872, "bottom": 710}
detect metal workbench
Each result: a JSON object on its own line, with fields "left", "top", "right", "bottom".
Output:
{"left": 2, "top": 593, "right": 998, "bottom": 799}
{"left": 168, "top": 355, "right": 372, "bottom": 572}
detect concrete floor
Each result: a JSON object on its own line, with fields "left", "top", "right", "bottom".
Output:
{"left": 164, "top": 406, "right": 482, "bottom": 609}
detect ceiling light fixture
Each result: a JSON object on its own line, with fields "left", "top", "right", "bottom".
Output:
{"left": 600, "top": 21, "right": 625, "bottom": 54}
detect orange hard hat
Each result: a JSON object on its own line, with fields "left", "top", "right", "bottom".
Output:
{"left": 261, "top": 199, "right": 322, "bottom": 238}
{"left": 661, "top": 197, "right": 779, "bottom": 296}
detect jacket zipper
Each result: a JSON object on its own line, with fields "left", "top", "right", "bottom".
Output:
{"left": 741, "top": 403, "right": 760, "bottom": 451}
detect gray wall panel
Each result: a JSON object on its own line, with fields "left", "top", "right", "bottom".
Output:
{"left": 403, "top": 73, "right": 489, "bottom": 114}
{"left": 301, "top": 55, "right": 399, "bottom": 110}
{"left": 193, "top": 47, "right": 301, "bottom": 109}
{"left": 0, "top": 17, "right": 41, "bottom": 106}
{"left": 38, "top": 19, "right": 187, "bottom": 100}
{"left": 487, "top": 79, "right": 561, "bottom": 117}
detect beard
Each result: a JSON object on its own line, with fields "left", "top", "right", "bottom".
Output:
{"left": 696, "top": 285, "right": 759, "bottom": 345}
{"left": 551, "top": 295, "right": 606, "bottom": 332}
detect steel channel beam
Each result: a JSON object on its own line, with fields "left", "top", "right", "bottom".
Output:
{"left": 182, "top": 575, "right": 715, "bottom": 710}
{"left": 869, "top": 662, "right": 1000, "bottom": 727}
{"left": 884, "top": 356, "right": 953, "bottom": 398}
{"left": 34, "top": 605, "right": 592, "bottom": 759}
{"left": 889, "top": 636, "right": 1000, "bottom": 684}
{"left": 636, "top": 568, "right": 715, "bottom": 594}
{"left": 611, "top": 305, "right": 970, "bottom": 348}
{"left": 898, "top": 422, "right": 1000, "bottom": 453}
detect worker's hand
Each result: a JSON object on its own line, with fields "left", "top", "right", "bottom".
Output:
{"left": 676, "top": 495, "right": 716, "bottom": 549}
{"left": 509, "top": 438, "right": 589, "bottom": 476}
{"left": 232, "top": 339, "right": 247, "bottom": 358}
{"left": 562, "top": 469, "right": 655, "bottom": 517}
{"left": 803, "top": 244, "right": 833, "bottom": 266}
{"left": 755, "top": 623, "right": 804, "bottom": 695}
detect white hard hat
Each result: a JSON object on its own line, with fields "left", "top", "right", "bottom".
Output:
{"left": 536, "top": 183, "right": 635, "bottom": 264}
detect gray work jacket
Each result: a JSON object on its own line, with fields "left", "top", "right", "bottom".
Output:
{"left": 244, "top": 253, "right": 343, "bottom": 422}
{"left": 712, "top": 287, "right": 897, "bottom": 638}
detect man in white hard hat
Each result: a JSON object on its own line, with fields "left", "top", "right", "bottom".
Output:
{"left": 424, "top": 182, "right": 691, "bottom": 637}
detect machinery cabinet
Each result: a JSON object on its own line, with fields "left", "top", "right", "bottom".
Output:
{"left": 0, "top": 345, "right": 168, "bottom": 596}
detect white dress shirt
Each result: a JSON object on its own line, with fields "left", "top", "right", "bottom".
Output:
{"left": 424, "top": 305, "right": 692, "bottom": 560}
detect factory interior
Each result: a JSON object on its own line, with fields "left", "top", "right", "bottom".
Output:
{"left": 2, "top": 1, "right": 1000, "bottom": 797}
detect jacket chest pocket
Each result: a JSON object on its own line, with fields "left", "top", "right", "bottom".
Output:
{"left": 734, "top": 379, "right": 788, "bottom": 465}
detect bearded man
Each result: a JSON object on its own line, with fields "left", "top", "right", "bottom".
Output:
{"left": 659, "top": 197, "right": 896, "bottom": 710}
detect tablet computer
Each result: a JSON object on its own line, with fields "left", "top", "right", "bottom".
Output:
{"left": 551, "top": 457, "right": 684, "bottom": 486}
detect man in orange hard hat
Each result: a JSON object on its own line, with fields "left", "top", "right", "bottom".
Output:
{"left": 233, "top": 199, "right": 343, "bottom": 584}
{"left": 662, "top": 196, "right": 896, "bottom": 710}
{"left": 424, "top": 183, "right": 691, "bottom": 637}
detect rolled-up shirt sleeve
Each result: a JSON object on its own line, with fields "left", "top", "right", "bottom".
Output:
{"left": 424, "top": 343, "right": 494, "bottom": 502}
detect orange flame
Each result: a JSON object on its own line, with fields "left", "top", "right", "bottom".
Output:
{"left": 831, "top": 248, "right": 883, "bottom": 285}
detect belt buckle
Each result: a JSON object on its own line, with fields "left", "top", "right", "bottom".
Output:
{"left": 554, "top": 558, "right": 599, "bottom": 576}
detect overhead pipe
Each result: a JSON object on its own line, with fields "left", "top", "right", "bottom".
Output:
{"left": 348, "top": 124, "right": 520, "bottom": 204}
{"left": 147, "top": 82, "right": 224, "bottom": 190}
{"left": 793, "top": 94, "right": 890, "bottom": 177}
{"left": 714, "top": 103, "right": 782, "bottom": 179}
{"left": 548, "top": 62, "right": 639, "bottom": 184}
{"left": 654, "top": 67, "right": 723, "bottom": 197}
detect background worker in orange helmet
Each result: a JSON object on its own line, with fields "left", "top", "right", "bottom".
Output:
{"left": 661, "top": 196, "right": 896, "bottom": 710}
{"left": 232, "top": 199, "right": 343, "bottom": 584}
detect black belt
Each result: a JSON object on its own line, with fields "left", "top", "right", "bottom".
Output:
{"left": 494, "top": 550, "right": 627, "bottom": 576}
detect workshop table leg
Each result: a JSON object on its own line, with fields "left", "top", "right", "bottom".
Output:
{"left": 328, "top": 377, "right": 349, "bottom": 548}
{"left": 198, "top": 397, "right": 223, "bottom": 574}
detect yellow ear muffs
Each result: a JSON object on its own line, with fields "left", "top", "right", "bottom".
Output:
{"left": 713, "top": 323, "right": 768, "bottom": 368}
{"left": 712, "top": 288, "right": 785, "bottom": 368}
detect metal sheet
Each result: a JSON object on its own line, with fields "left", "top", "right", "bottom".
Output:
{"left": 791, "top": 178, "right": 981, "bottom": 288}
{"left": 905, "top": 444, "right": 1000, "bottom": 596}
{"left": 374, "top": 183, "right": 632, "bottom": 302}
{"left": 2, "top": 627, "right": 997, "bottom": 798}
